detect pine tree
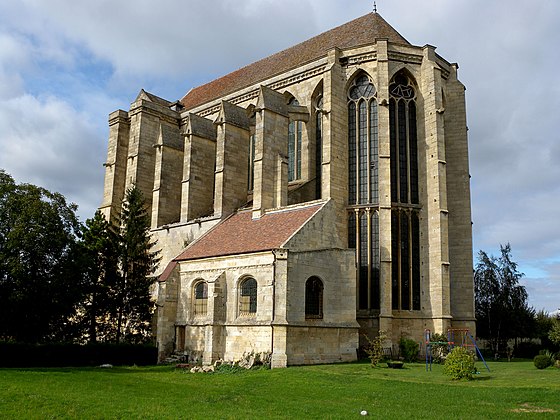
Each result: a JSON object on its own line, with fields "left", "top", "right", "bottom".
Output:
{"left": 114, "top": 187, "right": 160, "bottom": 344}
{"left": 79, "top": 210, "right": 119, "bottom": 343}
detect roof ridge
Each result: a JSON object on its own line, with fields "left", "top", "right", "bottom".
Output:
{"left": 180, "top": 12, "right": 409, "bottom": 110}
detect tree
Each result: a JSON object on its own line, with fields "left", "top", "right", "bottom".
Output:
{"left": 474, "top": 244, "right": 534, "bottom": 354}
{"left": 0, "top": 170, "right": 84, "bottom": 342}
{"left": 77, "top": 210, "right": 119, "bottom": 343}
{"left": 549, "top": 320, "right": 560, "bottom": 347}
{"left": 113, "top": 187, "right": 160, "bottom": 343}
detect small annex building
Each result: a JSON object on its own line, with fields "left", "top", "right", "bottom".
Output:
{"left": 100, "top": 11, "right": 476, "bottom": 367}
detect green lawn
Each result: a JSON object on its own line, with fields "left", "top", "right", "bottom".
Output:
{"left": 0, "top": 361, "right": 558, "bottom": 419}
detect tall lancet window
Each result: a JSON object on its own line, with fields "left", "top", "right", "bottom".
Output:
{"left": 389, "top": 71, "right": 421, "bottom": 311}
{"left": 288, "top": 97, "right": 303, "bottom": 182}
{"left": 315, "top": 94, "right": 323, "bottom": 199}
{"left": 347, "top": 73, "right": 380, "bottom": 311}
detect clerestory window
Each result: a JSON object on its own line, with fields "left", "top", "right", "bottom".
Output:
{"left": 389, "top": 71, "right": 421, "bottom": 311}
{"left": 347, "top": 73, "right": 380, "bottom": 311}
{"left": 288, "top": 97, "right": 303, "bottom": 182}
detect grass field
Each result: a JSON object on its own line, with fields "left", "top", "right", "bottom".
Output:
{"left": 1, "top": 360, "right": 559, "bottom": 419}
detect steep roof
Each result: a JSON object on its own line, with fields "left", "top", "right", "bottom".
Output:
{"left": 180, "top": 13, "right": 408, "bottom": 110}
{"left": 174, "top": 203, "right": 324, "bottom": 261}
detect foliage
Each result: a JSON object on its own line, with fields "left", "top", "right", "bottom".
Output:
{"left": 363, "top": 330, "right": 387, "bottom": 367}
{"left": 399, "top": 337, "right": 419, "bottom": 362}
{"left": 76, "top": 210, "right": 120, "bottom": 343}
{"left": 474, "top": 244, "right": 535, "bottom": 354}
{"left": 529, "top": 309, "right": 558, "bottom": 351}
{"left": 549, "top": 320, "right": 560, "bottom": 346}
{"left": 214, "top": 363, "right": 248, "bottom": 374}
{"left": 534, "top": 354, "right": 553, "bottom": 370}
{"left": 0, "top": 170, "right": 84, "bottom": 343}
{"left": 443, "top": 347, "right": 476, "bottom": 380}
{"left": 112, "top": 187, "right": 161, "bottom": 344}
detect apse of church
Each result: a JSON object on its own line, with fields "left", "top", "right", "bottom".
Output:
{"left": 100, "top": 12, "right": 475, "bottom": 366}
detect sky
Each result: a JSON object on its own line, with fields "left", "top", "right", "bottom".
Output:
{"left": 0, "top": 0, "right": 558, "bottom": 314}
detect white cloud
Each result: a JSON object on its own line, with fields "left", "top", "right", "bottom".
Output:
{"left": 0, "top": 93, "right": 105, "bottom": 221}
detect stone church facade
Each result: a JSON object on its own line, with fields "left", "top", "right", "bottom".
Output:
{"left": 100, "top": 12, "right": 475, "bottom": 367}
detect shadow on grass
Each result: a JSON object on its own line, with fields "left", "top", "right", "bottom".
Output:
{"left": 0, "top": 365, "right": 168, "bottom": 374}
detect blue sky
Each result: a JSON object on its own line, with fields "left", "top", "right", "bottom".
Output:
{"left": 0, "top": 0, "right": 558, "bottom": 314}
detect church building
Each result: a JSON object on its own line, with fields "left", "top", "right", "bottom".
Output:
{"left": 100, "top": 11, "right": 475, "bottom": 367}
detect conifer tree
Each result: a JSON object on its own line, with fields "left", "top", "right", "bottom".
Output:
{"left": 79, "top": 210, "right": 119, "bottom": 343}
{"left": 114, "top": 187, "right": 160, "bottom": 344}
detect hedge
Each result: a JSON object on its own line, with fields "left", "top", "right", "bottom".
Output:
{"left": 0, "top": 342, "right": 157, "bottom": 367}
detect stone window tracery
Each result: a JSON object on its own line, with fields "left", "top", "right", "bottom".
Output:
{"left": 347, "top": 72, "right": 380, "bottom": 311}
{"left": 389, "top": 71, "right": 421, "bottom": 311}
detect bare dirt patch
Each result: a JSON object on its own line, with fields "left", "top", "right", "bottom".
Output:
{"left": 511, "top": 403, "right": 555, "bottom": 413}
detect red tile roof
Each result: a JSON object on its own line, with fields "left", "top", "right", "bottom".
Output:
{"left": 180, "top": 13, "right": 409, "bottom": 110}
{"left": 175, "top": 203, "right": 323, "bottom": 261}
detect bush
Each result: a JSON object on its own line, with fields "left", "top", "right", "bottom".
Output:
{"left": 363, "top": 331, "right": 387, "bottom": 367}
{"left": 399, "top": 338, "right": 419, "bottom": 362}
{"left": 534, "top": 354, "right": 552, "bottom": 369}
{"left": 443, "top": 347, "right": 475, "bottom": 380}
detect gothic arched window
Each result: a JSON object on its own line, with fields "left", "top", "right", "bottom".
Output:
{"left": 193, "top": 280, "right": 208, "bottom": 316}
{"left": 315, "top": 94, "right": 323, "bottom": 199}
{"left": 347, "top": 73, "right": 380, "bottom": 311}
{"left": 239, "top": 277, "right": 257, "bottom": 315}
{"left": 288, "top": 97, "right": 303, "bottom": 182}
{"left": 305, "top": 276, "right": 323, "bottom": 319}
{"left": 389, "top": 71, "right": 421, "bottom": 311}
{"left": 390, "top": 73, "right": 418, "bottom": 205}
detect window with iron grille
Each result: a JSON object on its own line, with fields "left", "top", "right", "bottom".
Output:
{"left": 239, "top": 277, "right": 257, "bottom": 315}
{"left": 305, "top": 277, "right": 323, "bottom": 319}
{"left": 193, "top": 281, "right": 208, "bottom": 316}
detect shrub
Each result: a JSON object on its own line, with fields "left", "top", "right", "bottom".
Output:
{"left": 399, "top": 338, "right": 419, "bottom": 362}
{"left": 534, "top": 354, "right": 552, "bottom": 369}
{"left": 363, "top": 331, "right": 387, "bottom": 367}
{"left": 443, "top": 347, "right": 475, "bottom": 380}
